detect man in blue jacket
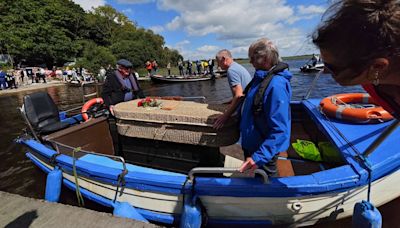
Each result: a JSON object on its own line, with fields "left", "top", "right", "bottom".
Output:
{"left": 0, "top": 68, "right": 6, "bottom": 90}
{"left": 239, "top": 38, "right": 292, "bottom": 176}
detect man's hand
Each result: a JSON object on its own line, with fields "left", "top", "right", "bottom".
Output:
{"left": 213, "top": 113, "right": 229, "bottom": 130}
{"left": 239, "top": 157, "right": 258, "bottom": 173}
{"left": 109, "top": 105, "right": 115, "bottom": 116}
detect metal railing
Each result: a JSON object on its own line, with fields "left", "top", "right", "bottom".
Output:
{"left": 47, "top": 140, "right": 128, "bottom": 173}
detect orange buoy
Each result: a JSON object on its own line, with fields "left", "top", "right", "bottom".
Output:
{"left": 81, "top": 98, "right": 104, "bottom": 121}
{"left": 320, "top": 93, "right": 393, "bottom": 123}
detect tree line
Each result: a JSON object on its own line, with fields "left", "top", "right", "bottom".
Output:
{"left": 0, "top": 0, "right": 182, "bottom": 72}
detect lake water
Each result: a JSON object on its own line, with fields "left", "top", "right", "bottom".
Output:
{"left": 0, "top": 59, "right": 397, "bottom": 227}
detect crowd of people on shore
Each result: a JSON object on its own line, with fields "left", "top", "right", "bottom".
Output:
{"left": 0, "top": 67, "right": 48, "bottom": 90}
{"left": 144, "top": 59, "right": 216, "bottom": 77}
{"left": 0, "top": 66, "right": 96, "bottom": 91}
{"left": 176, "top": 59, "right": 215, "bottom": 77}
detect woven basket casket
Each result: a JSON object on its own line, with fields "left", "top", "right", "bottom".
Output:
{"left": 113, "top": 99, "right": 239, "bottom": 147}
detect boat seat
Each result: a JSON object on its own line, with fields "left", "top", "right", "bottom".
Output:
{"left": 23, "top": 92, "right": 70, "bottom": 135}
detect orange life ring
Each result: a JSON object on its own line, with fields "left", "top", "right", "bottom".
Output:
{"left": 81, "top": 98, "right": 104, "bottom": 121}
{"left": 320, "top": 93, "right": 393, "bottom": 123}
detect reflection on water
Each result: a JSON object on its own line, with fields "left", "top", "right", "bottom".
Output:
{"left": 0, "top": 59, "right": 397, "bottom": 226}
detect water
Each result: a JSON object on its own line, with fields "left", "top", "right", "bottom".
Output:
{"left": 144, "top": 59, "right": 364, "bottom": 102}
{"left": 0, "top": 59, "right": 397, "bottom": 226}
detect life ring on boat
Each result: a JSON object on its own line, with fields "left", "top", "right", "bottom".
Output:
{"left": 81, "top": 98, "right": 104, "bottom": 121}
{"left": 320, "top": 93, "right": 393, "bottom": 123}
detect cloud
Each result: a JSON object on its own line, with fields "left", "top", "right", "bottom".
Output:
{"left": 297, "top": 5, "right": 326, "bottom": 15}
{"left": 117, "top": 0, "right": 154, "bottom": 4}
{"left": 158, "top": 0, "right": 323, "bottom": 57}
{"left": 149, "top": 25, "right": 164, "bottom": 34}
{"left": 167, "top": 41, "right": 220, "bottom": 60}
{"left": 197, "top": 45, "right": 219, "bottom": 53}
{"left": 71, "top": 0, "right": 106, "bottom": 11}
{"left": 122, "top": 8, "right": 134, "bottom": 14}
{"left": 176, "top": 40, "right": 190, "bottom": 46}
{"left": 166, "top": 16, "right": 182, "bottom": 31}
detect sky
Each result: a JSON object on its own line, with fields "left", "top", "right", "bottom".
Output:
{"left": 72, "top": 0, "right": 329, "bottom": 60}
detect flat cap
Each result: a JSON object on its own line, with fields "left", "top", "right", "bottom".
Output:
{"left": 117, "top": 59, "right": 133, "bottom": 68}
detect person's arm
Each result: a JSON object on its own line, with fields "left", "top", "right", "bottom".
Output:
{"left": 240, "top": 80, "right": 291, "bottom": 172}
{"left": 213, "top": 84, "right": 244, "bottom": 129}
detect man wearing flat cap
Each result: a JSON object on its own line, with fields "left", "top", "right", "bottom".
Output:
{"left": 102, "top": 59, "right": 145, "bottom": 115}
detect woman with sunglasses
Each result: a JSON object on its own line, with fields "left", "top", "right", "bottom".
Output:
{"left": 313, "top": 0, "right": 400, "bottom": 119}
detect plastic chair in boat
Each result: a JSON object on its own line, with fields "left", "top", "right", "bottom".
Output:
{"left": 20, "top": 92, "right": 70, "bottom": 140}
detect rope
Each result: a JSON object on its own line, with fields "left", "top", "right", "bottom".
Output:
{"left": 113, "top": 171, "right": 127, "bottom": 203}
{"left": 333, "top": 96, "right": 373, "bottom": 109}
{"left": 72, "top": 147, "right": 85, "bottom": 207}
{"left": 314, "top": 102, "right": 375, "bottom": 201}
{"left": 367, "top": 169, "right": 372, "bottom": 202}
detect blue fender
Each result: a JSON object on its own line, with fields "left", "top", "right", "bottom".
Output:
{"left": 113, "top": 201, "right": 148, "bottom": 223}
{"left": 352, "top": 200, "right": 382, "bottom": 228}
{"left": 45, "top": 166, "right": 62, "bottom": 202}
{"left": 180, "top": 193, "right": 202, "bottom": 228}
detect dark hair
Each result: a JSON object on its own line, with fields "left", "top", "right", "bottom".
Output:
{"left": 313, "top": 0, "right": 400, "bottom": 66}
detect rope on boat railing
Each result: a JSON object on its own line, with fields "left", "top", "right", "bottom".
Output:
{"left": 188, "top": 167, "right": 269, "bottom": 184}
{"left": 47, "top": 140, "right": 129, "bottom": 202}
{"left": 72, "top": 147, "right": 85, "bottom": 207}
{"left": 46, "top": 139, "right": 128, "bottom": 173}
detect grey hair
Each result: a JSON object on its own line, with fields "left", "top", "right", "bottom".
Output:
{"left": 216, "top": 49, "right": 233, "bottom": 60}
{"left": 248, "top": 38, "right": 281, "bottom": 66}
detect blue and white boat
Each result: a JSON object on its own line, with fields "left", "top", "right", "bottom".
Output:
{"left": 17, "top": 92, "right": 400, "bottom": 227}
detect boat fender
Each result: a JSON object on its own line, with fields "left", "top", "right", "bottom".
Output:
{"left": 291, "top": 201, "right": 303, "bottom": 212}
{"left": 113, "top": 202, "right": 148, "bottom": 223}
{"left": 180, "top": 193, "right": 202, "bottom": 228}
{"left": 352, "top": 200, "right": 382, "bottom": 228}
{"left": 81, "top": 98, "right": 104, "bottom": 121}
{"left": 45, "top": 166, "right": 62, "bottom": 202}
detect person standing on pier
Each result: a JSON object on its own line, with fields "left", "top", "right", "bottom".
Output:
{"left": 0, "top": 68, "right": 6, "bottom": 90}
{"left": 213, "top": 49, "right": 252, "bottom": 129}
{"left": 238, "top": 38, "right": 292, "bottom": 176}
{"left": 167, "top": 62, "right": 171, "bottom": 76}
{"left": 208, "top": 58, "right": 215, "bottom": 78}
{"left": 102, "top": 59, "right": 145, "bottom": 115}
{"left": 178, "top": 60, "right": 184, "bottom": 76}
{"left": 152, "top": 60, "right": 158, "bottom": 74}
{"left": 145, "top": 60, "right": 152, "bottom": 76}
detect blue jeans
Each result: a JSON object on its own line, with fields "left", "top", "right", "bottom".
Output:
{"left": 0, "top": 78, "right": 6, "bottom": 89}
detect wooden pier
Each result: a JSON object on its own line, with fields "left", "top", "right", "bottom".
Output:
{"left": 0, "top": 191, "right": 159, "bottom": 228}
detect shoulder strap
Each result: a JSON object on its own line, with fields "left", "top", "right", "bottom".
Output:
{"left": 253, "top": 62, "right": 289, "bottom": 115}
{"left": 243, "top": 76, "right": 255, "bottom": 96}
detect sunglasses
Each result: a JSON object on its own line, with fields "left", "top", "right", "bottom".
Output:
{"left": 323, "top": 62, "right": 351, "bottom": 76}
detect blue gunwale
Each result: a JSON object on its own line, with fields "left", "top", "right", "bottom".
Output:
{"left": 20, "top": 99, "right": 400, "bottom": 198}
{"left": 26, "top": 152, "right": 178, "bottom": 224}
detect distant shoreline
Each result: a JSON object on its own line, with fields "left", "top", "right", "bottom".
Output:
{"left": 235, "top": 55, "right": 311, "bottom": 64}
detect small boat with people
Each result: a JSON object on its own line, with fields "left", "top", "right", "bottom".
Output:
{"left": 150, "top": 74, "right": 213, "bottom": 83}
{"left": 16, "top": 91, "right": 400, "bottom": 227}
{"left": 214, "top": 70, "right": 227, "bottom": 78}
{"left": 300, "top": 63, "right": 325, "bottom": 73}
{"left": 300, "top": 54, "right": 325, "bottom": 73}
{"left": 67, "top": 79, "right": 96, "bottom": 87}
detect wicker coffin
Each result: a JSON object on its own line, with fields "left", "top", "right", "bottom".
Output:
{"left": 113, "top": 99, "right": 239, "bottom": 147}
